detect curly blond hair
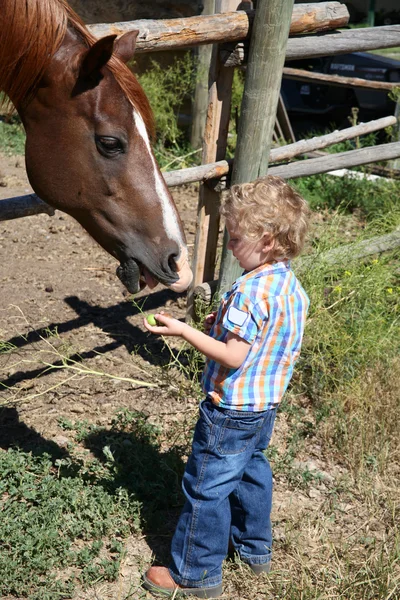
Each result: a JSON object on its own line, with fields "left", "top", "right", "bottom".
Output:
{"left": 220, "top": 175, "right": 310, "bottom": 261}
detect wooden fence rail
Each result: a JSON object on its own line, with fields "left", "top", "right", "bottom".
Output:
{"left": 282, "top": 67, "right": 400, "bottom": 91}
{"left": 88, "top": 13, "right": 400, "bottom": 63}
{"left": 222, "top": 26, "right": 400, "bottom": 66}
{"left": 88, "top": 2, "right": 349, "bottom": 52}
{"left": 268, "top": 141, "right": 400, "bottom": 179}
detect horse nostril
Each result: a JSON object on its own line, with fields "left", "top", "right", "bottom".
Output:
{"left": 168, "top": 254, "right": 178, "bottom": 273}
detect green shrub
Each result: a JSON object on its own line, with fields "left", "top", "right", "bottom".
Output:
{"left": 138, "top": 53, "right": 195, "bottom": 148}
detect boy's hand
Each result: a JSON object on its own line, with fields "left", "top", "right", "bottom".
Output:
{"left": 204, "top": 311, "right": 217, "bottom": 334}
{"left": 143, "top": 312, "right": 185, "bottom": 337}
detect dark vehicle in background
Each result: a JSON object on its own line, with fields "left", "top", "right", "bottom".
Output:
{"left": 281, "top": 51, "right": 400, "bottom": 134}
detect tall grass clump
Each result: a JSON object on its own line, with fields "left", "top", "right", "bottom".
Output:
{"left": 293, "top": 210, "right": 400, "bottom": 477}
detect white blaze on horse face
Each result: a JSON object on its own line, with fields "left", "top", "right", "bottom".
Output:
{"left": 133, "top": 110, "right": 183, "bottom": 245}
{"left": 133, "top": 109, "right": 192, "bottom": 291}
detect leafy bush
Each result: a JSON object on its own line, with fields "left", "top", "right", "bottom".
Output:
{"left": 137, "top": 53, "right": 195, "bottom": 148}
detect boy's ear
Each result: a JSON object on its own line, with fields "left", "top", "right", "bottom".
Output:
{"left": 262, "top": 233, "right": 275, "bottom": 252}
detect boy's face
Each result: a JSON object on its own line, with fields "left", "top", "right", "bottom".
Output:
{"left": 226, "top": 221, "right": 274, "bottom": 272}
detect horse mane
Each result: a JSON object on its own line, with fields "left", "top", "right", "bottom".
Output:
{"left": 0, "top": 0, "right": 154, "bottom": 136}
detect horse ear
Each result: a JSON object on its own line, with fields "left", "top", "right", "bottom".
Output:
{"left": 114, "top": 30, "right": 139, "bottom": 64}
{"left": 80, "top": 35, "right": 118, "bottom": 79}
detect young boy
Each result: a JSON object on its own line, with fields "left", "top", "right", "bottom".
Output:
{"left": 142, "top": 175, "right": 310, "bottom": 598}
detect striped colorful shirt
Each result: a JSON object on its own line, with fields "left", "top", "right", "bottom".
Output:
{"left": 201, "top": 261, "right": 309, "bottom": 411}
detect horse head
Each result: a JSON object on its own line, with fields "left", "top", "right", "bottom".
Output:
{"left": 4, "top": 3, "right": 192, "bottom": 294}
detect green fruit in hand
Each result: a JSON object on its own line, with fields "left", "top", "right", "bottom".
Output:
{"left": 147, "top": 314, "right": 158, "bottom": 326}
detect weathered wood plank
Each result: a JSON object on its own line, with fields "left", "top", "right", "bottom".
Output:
{"left": 296, "top": 228, "right": 400, "bottom": 270}
{"left": 268, "top": 141, "right": 400, "bottom": 179}
{"left": 88, "top": 2, "right": 349, "bottom": 52}
{"left": 286, "top": 25, "right": 400, "bottom": 60}
{"left": 222, "top": 25, "right": 400, "bottom": 66}
{"left": 166, "top": 116, "right": 396, "bottom": 183}
{"left": 190, "top": 0, "right": 215, "bottom": 150}
{"left": 282, "top": 66, "right": 399, "bottom": 91}
{"left": 270, "top": 116, "right": 397, "bottom": 162}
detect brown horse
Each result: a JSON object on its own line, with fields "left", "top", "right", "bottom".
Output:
{"left": 0, "top": 0, "right": 192, "bottom": 294}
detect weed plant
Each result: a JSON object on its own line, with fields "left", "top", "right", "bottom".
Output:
{"left": 0, "top": 408, "right": 186, "bottom": 599}
{"left": 0, "top": 447, "right": 132, "bottom": 598}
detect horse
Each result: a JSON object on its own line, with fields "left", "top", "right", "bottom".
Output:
{"left": 0, "top": 0, "right": 193, "bottom": 294}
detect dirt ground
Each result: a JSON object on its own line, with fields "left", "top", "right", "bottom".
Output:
{"left": 0, "top": 151, "right": 389, "bottom": 599}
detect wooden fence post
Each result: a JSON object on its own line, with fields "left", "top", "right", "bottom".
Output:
{"left": 217, "top": 0, "right": 295, "bottom": 297}
{"left": 391, "top": 96, "right": 400, "bottom": 171}
{"left": 190, "top": 0, "right": 215, "bottom": 150}
{"left": 187, "top": 0, "right": 246, "bottom": 317}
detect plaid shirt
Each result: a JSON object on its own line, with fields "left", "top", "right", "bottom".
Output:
{"left": 201, "top": 261, "right": 309, "bottom": 411}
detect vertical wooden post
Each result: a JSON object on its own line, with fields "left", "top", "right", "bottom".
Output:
{"left": 190, "top": 0, "right": 215, "bottom": 150}
{"left": 217, "top": 0, "right": 295, "bottom": 297}
{"left": 187, "top": 0, "right": 243, "bottom": 317}
{"left": 391, "top": 97, "right": 400, "bottom": 171}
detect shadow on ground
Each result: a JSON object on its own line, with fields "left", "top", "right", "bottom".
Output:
{"left": 0, "top": 288, "right": 189, "bottom": 390}
{"left": 0, "top": 406, "right": 68, "bottom": 459}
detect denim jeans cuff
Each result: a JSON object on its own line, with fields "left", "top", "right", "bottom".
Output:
{"left": 169, "top": 568, "right": 222, "bottom": 589}
{"left": 239, "top": 551, "right": 272, "bottom": 566}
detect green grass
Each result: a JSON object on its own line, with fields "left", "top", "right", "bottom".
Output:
{"left": 0, "top": 117, "right": 25, "bottom": 155}
{"left": 293, "top": 173, "right": 400, "bottom": 220}
{"left": 370, "top": 46, "right": 400, "bottom": 57}
{"left": 0, "top": 448, "right": 130, "bottom": 599}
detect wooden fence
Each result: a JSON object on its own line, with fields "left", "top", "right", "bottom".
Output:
{"left": 1, "top": 1, "right": 400, "bottom": 305}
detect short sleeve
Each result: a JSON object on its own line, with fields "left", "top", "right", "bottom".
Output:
{"left": 221, "top": 292, "right": 264, "bottom": 344}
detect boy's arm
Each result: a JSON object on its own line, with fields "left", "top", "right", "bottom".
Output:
{"left": 143, "top": 313, "right": 250, "bottom": 369}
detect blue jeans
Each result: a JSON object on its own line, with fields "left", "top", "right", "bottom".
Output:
{"left": 169, "top": 398, "right": 277, "bottom": 589}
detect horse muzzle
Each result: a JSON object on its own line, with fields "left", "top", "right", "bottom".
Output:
{"left": 116, "top": 254, "right": 192, "bottom": 294}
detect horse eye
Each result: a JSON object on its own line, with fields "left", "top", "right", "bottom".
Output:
{"left": 95, "top": 136, "right": 124, "bottom": 157}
